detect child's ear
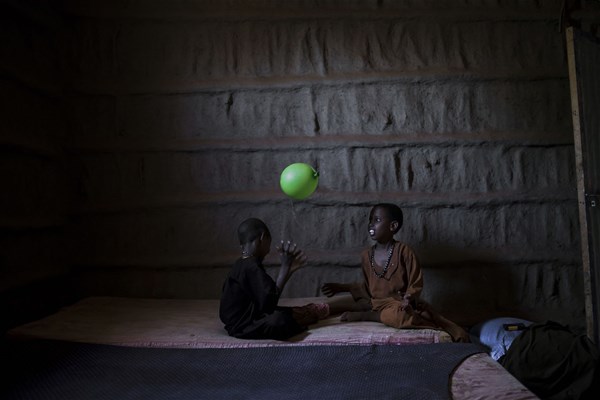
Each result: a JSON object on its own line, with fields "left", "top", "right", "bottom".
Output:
{"left": 390, "top": 220, "right": 399, "bottom": 232}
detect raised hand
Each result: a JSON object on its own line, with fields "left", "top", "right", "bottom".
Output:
{"left": 274, "top": 240, "right": 307, "bottom": 292}
{"left": 277, "top": 240, "right": 307, "bottom": 274}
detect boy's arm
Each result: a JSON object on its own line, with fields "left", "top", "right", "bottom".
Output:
{"left": 321, "top": 282, "right": 368, "bottom": 300}
{"left": 322, "top": 247, "right": 371, "bottom": 299}
{"left": 243, "top": 261, "right": 280, "bottom": 313}
{"left": 404, "top": 246, "right": 424, "bottom": 298}
{"left": 321, "top": 282, "right": 354, "bottom": 297}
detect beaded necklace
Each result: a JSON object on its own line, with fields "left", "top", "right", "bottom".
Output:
{"left": 370, "top": 242, "right": 395, "bottom": 278}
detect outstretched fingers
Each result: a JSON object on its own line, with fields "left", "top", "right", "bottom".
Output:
{"left": 278, "top": 240, "right": 308, "bottom": 272}
{"left": 278, "top": 240, "right": 297, "bottom": 254}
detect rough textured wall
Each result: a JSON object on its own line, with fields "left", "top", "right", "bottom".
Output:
{"left": 63, "top": 0, "right": 584, "bottom": 330}
{"left": 0, "top": 0, "right": 74, "bottom": 329}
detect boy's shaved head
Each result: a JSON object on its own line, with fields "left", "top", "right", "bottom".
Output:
{"left": 372, "top": 203, "right": 403, "bottom": 233}
{"left": 237, "top": 218, "right": 270, "bottom": 245}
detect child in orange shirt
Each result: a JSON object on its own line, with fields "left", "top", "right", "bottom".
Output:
{"left": 322, "top": 203, "right": 470, "bottom": 342}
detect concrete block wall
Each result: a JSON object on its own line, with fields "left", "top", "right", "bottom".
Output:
{"left": 57, "top": 0, "right": 584, "bottom": 329}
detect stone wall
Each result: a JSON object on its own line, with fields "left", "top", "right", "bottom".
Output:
{"left": 4, "top": 0, "right": 585, "bottom": 330}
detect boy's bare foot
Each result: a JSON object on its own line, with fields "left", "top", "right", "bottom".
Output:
{"left": 340, "top": 311, "right": 357, "bottom": 321}
{"left": 446, "top": 324, "right": 471, "bottom": 343}
{"left": 435, "top": 315, "right": 471, "bottom": 343}
{"left": 417, "top": 302, "right": 471, "bottom": 343}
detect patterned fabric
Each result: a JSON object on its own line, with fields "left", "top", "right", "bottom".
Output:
{"left": 292, "top": 302, "right": 330, "bottom": 326}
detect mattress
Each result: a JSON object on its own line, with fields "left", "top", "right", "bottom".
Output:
{"left": 5, "top": 295, "right": 539, "bottom": 400}
{"left": 6, "top": 295, "right": 453, "bottom": 348}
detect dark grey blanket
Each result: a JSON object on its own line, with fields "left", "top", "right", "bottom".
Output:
{"left": 1, "top": 340, "right": 485, "bottom": 400}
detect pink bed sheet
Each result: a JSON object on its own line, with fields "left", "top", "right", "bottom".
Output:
{"left": 6, "top": 296, "right": 452, "bottom": 348}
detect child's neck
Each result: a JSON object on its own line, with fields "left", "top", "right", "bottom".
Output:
{"left": 375, "top": 238, "right": 395, "bottom": 250}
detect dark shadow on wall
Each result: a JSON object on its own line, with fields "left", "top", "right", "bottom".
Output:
{"left": 417, "top": 244, "right": 585, "bottom": 331}
{"left": 423, "top": 261, "right": 521, "bottom": 328}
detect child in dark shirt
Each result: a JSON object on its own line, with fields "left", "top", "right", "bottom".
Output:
{"left": 219, "top": 217, "right": 329, "bottom": 340}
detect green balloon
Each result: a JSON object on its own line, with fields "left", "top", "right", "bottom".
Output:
{"left": 280, "top": 163, "right": 319, "bottom": 200}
